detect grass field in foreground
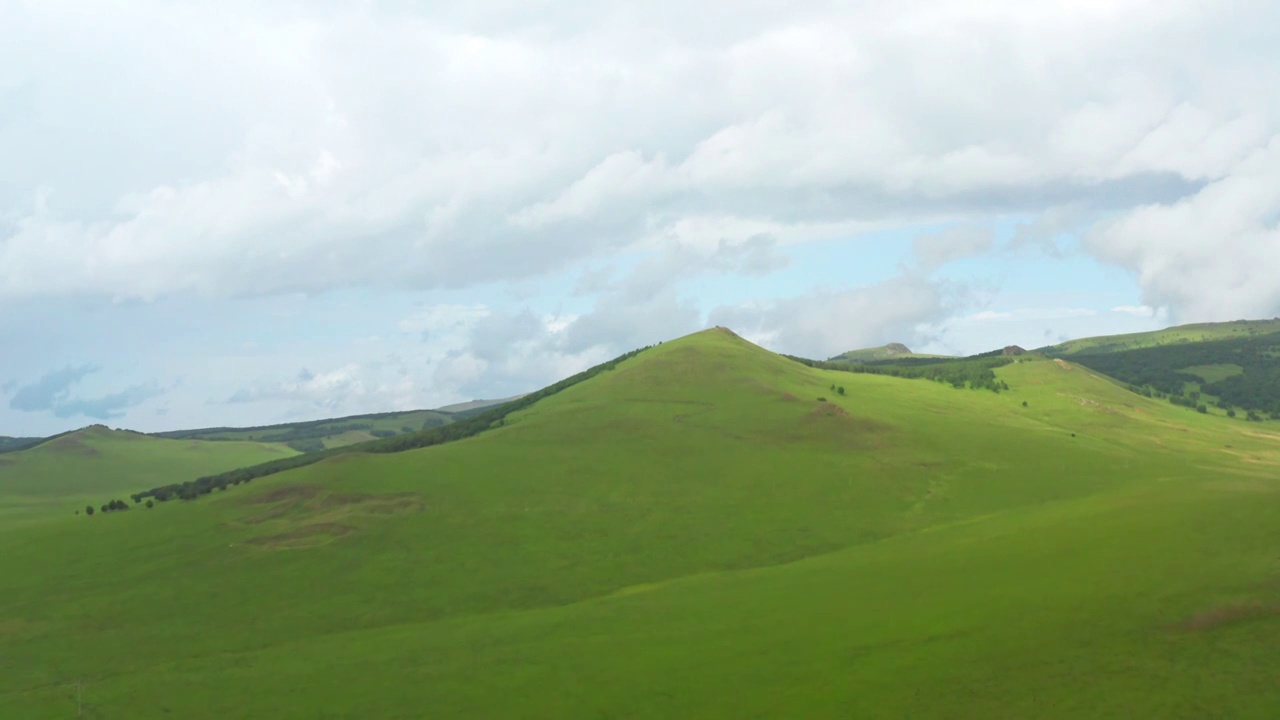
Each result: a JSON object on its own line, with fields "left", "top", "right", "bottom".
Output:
{"left": 0, "top": 425, "right": 296, "bottom": 522}
{"left": 2, "top": 329, "right": 1279, "bottom": 717}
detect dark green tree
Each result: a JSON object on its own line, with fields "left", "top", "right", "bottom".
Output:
{"left": 85, "top": 506, "right": 94, "bottom": 516}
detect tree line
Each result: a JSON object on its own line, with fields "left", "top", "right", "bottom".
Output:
{"left": 787, "top": 354, "right": 1014, "bottom": 393}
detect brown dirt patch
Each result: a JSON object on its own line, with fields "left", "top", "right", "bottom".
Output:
{"left": 1054, "top": 359, "right": 1072, "bottom": 370}
{"left": 232, "top": 486, "right": 424, "bottom": 543}
{"left": 780, "top": 392, "right": 799, "bottom": 401}
{"left": 313, "top": 492, "right": 424, "bottom": 514}
{"left": 1176, "top": 602, "right": 1280, "bottom": 632}
{"left": 808, "top": 402, "right": 850, "bottom": 418}
{"left": 245, "top": 523, "right": 355, "bottom": 549}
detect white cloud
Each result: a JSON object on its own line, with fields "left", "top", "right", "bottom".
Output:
{"left": 1, "top": 0, "right": 1276, "bottom": 304}
{"left": 1086, "top": 136, "right": 1280, "bottom": 321}
{"left": 1111, "top": 305, "right": 1162, "bottom": 318}
{"left": 708, "top": 274, "right": 950, "bottom": 359}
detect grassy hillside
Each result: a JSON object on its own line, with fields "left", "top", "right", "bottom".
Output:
{"left": 2, "top": 329, "right": 1280, "bottom": 717}
{"left": 1044, "top": 323, "right": 1280, "bottom": 419}
{"left": 0, "top": 425, "right": 296, "bottom": 520}
{"left": 829, "top": 342, "right": 948, "bottom": 363}
{"left": 154, "top": 409, "right": 456, "bottom": 452}
{"left": 1042, "top": 318, "right": 1280, "bottom": 356}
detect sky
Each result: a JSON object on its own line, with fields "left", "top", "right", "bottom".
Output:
{"left": 2, "top": 0, "right": 1279, "bottom": 436}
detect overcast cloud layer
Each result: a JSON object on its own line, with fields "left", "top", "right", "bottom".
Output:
{"left": 2, "top": 0, "right": 1278, "bottom": 435}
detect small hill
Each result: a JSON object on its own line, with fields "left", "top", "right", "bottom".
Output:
{"left": 829, "top": 342, "right": 949, "bottom": 363}
{"left": 0, "top": 425, "right": 296, "bottom": 518}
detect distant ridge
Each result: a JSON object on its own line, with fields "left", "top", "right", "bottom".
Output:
{"left": 435, "top": 396, "right": 525, "bottom": 414}
{"left": 829, "top": 343, "right": 949, "bottom": 364}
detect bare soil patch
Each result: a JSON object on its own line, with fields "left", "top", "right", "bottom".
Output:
{"left": 245, "top": 523, "right": 355, "bottom": 549}
{"left": 1176, "top": 602, "right": 1280, "bottom": 632}
{"left": 314, "top": 492, "right": 425, "bottom": 514}
{"left": 808, "top": 402, "right": 850, "bottom": 418}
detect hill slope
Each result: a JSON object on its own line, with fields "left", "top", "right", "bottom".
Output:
{"left": 1042, "top": 318, "right": 1280, "bottom": 355}
{"left": 829, "top": 342, "right": 948, "bottom": 363}
{"left": 1043, "top": 320, "right": 1280, "bottom": 418}
{"left": 0, "top": 425, "right": 296, "bottom": 519}
{"left": 2, "top": 329, "right": 1280, "bottom": 717}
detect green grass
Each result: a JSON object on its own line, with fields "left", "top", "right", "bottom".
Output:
{"left": 1179, "top": 363, "right": 1246, "bottom": 384}
{"left": 1043, "top": 318, "right": 1280, "bottom": 356}
{"left": 2, "top": 330, "right": 1280, "bottom": 717}
{"left": 0, "top": 425, "right": 296, "bottom": 521}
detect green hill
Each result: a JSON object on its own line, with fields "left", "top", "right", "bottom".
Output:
{"left": 3, "top": 328, "right": 1280, "bottom": 717}
{"left": 1043, "top": 320, "right": 1280, "bottom": 419}
{"left": 0, "top": 425, "right": 296, "bottom": 520}
{"left": 829, "top": 342, "right": 948, "bottom": 363}
{"left": 1042, "top": 318, "right": 1280, "bottom": 356}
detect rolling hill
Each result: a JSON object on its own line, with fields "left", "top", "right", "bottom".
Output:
{"left": 1043, "top": 319, "right": 1280, "bottom": 419}
{"left": 0, "top": 425, "right": 297, "bottom": 520}
{"left": 2, "top": 328, "right": 1280, "bottom": 717}
{"left": 829, "top": 342, "right": 948, "bottom": 363}
{"left": 1041, "top": 318, "right": 1280, "bottom": 356}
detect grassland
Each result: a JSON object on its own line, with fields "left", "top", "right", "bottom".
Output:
{"left": 0, "top": 425, "right": 296, "bottom": 521}
{"left": 1179, "top": 363, "right": 1246, "bottom": 384}
{"left": 2, "top": 329, "right": 1280, "bottom": 717}
{"left": 1043, "top": 318, "right": 1280, "bottom": 356}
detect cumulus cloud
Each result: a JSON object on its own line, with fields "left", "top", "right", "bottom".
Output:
{"left": 708, "top": 275, "right": 950, "bottom": 359}
{"left": 1085, "top": 137, "right": 1280, "bottom": 321}
{"left": 2, "top": 0, "right": 1276, "bottom": 305}
{"left": 227, "top": 361, "right": 420, "bottom": 416}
